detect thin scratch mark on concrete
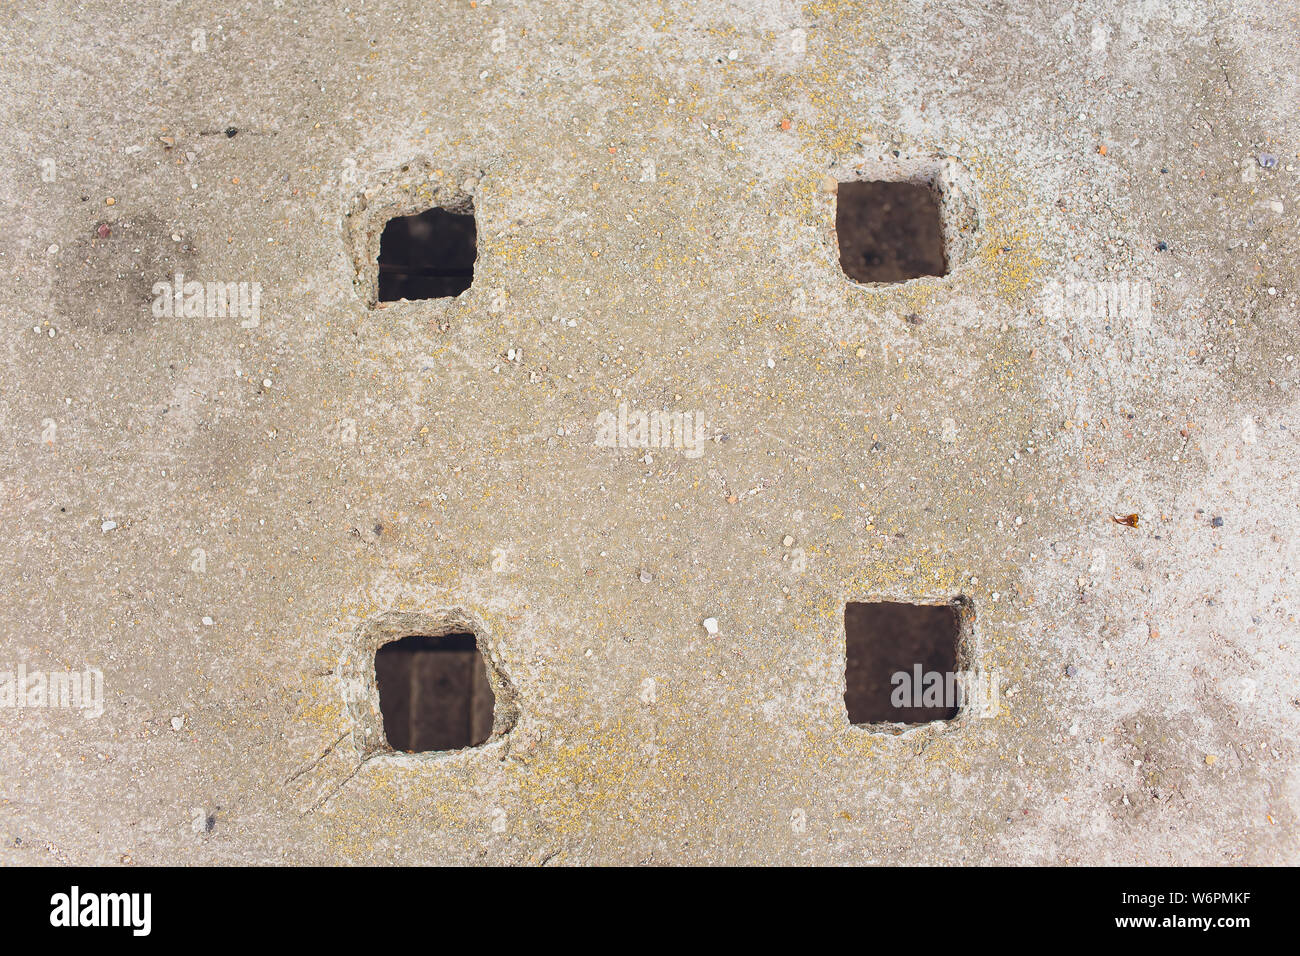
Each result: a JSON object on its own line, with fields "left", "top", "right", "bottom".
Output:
{"left": 284, "top": 731, "right": 348, "bottom": 786}
{"left": 303, "top": 761, "right": 364, "bottom": 816}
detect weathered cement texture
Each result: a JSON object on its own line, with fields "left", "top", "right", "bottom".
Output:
{"left": 0, "top": 0, "right": 1296, "bottom": 865}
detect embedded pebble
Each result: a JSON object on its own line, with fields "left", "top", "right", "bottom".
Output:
{"left": 702, "top": 617, "right": 719, "bottom": 635}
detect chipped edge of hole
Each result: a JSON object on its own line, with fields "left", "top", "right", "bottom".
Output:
{"left": 342, "top": 158, "right": 484, "bottom": 310}
{"left": 339, "top": 607, "right": 518, "bottom": 765}
{"left": 841, "top": 592, "right": 984, "bottom": 738}
{"left": 831, "top": 153, "right": 982, "bottom": 292}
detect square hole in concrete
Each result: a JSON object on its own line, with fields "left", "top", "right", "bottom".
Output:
{"left": 375, "top": 633, "right": 494, "bottom": 751}
{"left": 377, "top": 206, "right": 477, "bottom": 301}
{"left": 836, "top": 180, "right": 948, "bottom": 283}
{"left": 844, "top": 599, "right": 969, "bottom": 726}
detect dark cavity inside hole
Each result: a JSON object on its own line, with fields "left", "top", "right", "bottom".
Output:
{"left": 377, "top": 206, "right": 477, "bottom": 301}
{"left": 844, "top": 600, "right": 962, "bottom": 725}
{"left": 375, "top": 633, "right": 494, "bottom": 752}
{"left": 836, "top": 180, "right": 947, "bottom": 283}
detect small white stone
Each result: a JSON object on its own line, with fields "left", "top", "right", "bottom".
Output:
{"left": 702, "top": 617, "right": 719, "bottom": 635}
{"left": 201, "top": 616, "right": 213, "bottom": 626}
{"left": 262, "top": 378, "right": 272, "bottom": 387}
{"left": 782, "top": 535, "right": 794, "bottom": 547}
{"left": 47, "top": 244, "right": 58, "bottom": 254}
{"left": 171, "top": 716, "right": 184, "bottom": 731}
{"left": 100, "top": 520, "right": 117, "bottom": 533}
{"left": 728, "top": 49, "right": 738, "bottom": 59}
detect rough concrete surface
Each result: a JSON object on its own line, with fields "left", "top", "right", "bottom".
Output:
{"left": 0, "top": 0, "right": 1297, "bottom": 865}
